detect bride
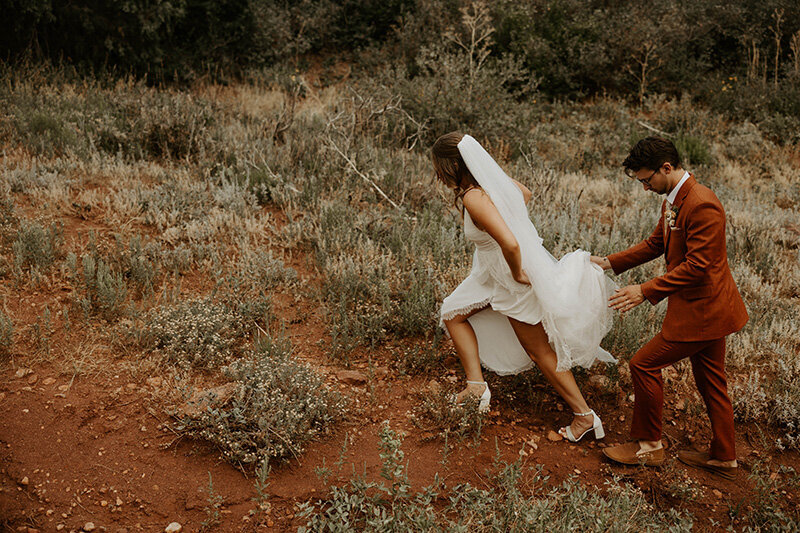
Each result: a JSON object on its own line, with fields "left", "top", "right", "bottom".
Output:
{"left": 434, "top": 132, "right": 616, "bottom": 442}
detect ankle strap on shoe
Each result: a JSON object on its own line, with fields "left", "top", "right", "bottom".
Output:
{"left": 573, "top": 409, "right": 594, "bottom": 417}
{"left": 466, "top": 380, "right": 487, "bottom": 385}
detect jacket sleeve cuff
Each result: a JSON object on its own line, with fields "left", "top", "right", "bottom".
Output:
{"left": 607, "top": 253, "right": 625, "bottom": 275}
{"left": 640, "top": 280, "right": 662, "bottom": 305}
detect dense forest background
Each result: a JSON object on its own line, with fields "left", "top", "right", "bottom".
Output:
{"left": 3, "top": 0, "right": 800, "bottom": 144}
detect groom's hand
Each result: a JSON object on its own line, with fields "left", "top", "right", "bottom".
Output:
{"left": 609, "top": 285, "right": 644, "bottom": 313}
{"left": 590, "top": 255, "right": 611, "bottom": 270}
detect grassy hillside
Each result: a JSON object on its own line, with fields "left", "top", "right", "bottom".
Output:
{"left": 1, "top": 57, "right": 799, "bottom": 528}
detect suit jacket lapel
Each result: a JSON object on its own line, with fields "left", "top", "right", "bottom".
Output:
{"left": 672, "top": 174, "right": 695, "bottom": 211}
{"left": 664, "top": 175, "right": 696, "bottom": 254}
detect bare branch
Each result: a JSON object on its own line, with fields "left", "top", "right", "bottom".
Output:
{"left": 326, "top": 136, "right": 408, "bottom": 215}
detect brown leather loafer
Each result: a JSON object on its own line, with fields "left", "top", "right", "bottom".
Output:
{"left": 677, "top": 450, "right": 737, "bottom": 481}
{"left": 602, "top": 441, "right": 665, "bottom": 466}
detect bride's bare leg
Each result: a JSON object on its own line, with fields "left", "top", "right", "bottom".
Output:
{"left": 444, "top": 306, "right": 490, "bottom": 402}
{"left": 507, "top": 318, "right": 594, "bottom": 436}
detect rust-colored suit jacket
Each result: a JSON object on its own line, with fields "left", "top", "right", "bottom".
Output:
{"left": 607, "top": 175, "right": 748, "bottom": 342}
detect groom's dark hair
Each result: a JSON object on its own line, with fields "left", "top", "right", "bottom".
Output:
{"left": 622, "top": 136, "right": 682, "bottom": 174}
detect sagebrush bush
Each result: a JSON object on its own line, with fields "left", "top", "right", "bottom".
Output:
{"left": 177, "top": 336, "right": 346, "bottom": 466}
{"left": 731, "top": 371, "right": 770, "bottom": 423}
{"left": 12, "top": 220, "right": 63, "bottom": 272}
{"left": 772, "top": 357, "right": 800, "bottom": 451}
{"left": 69, "top": 253, "right": 129, "bottom": 320}
{"left": 137, "top": 298, "right": 246, "bottom": 370}
{"left": 0, "top": 309, "right": 13, "bottom": 356}
{"left": 222, "top": 247, "right": 297, "bottom": 297}
{"left": 110, "top": 234, "right": 161, "bottom": 295}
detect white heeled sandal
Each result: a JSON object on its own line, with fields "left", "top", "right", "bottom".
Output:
{"left": 454, "top": 380, "right": 491, "bottom": 413}
{"left": 559, "top": 409, "right": 605, "bottom": 442}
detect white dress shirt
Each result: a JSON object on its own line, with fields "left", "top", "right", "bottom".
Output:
{"left": 666, "top": 171, "right": 691, "bottom": 204}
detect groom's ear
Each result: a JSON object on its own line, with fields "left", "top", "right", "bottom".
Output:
{"left": 661, "top": 162, "right": 672, "bottom": 173}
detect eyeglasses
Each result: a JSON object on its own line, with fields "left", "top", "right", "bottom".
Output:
{"left": 625, "top": 168, "right": 659, "bottom": 185}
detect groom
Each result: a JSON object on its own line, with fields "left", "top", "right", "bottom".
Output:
{"left": 591, "top": 136, "right": 748, "bottom": 479}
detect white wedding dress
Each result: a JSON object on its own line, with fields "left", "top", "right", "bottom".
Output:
{"left": 439, "top": 135, "right": 617, "bottom": 374}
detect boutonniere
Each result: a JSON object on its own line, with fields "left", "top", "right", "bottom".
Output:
{"left": 664, "top": 204, "right": 680, "bottom": 230}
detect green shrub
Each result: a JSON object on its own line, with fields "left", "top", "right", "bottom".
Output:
{"left": 14, "top": 109, "right": 79, "bottom": 156}
{"left": 674, "top": 135, "right": 713, "bottom": 166}
{"left": 386, "top": 3, "right": 536, "bottom": 146}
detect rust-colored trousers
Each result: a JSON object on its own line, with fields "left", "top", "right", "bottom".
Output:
{"left": 629, "top": 332, "right": 735, "bottom": 461}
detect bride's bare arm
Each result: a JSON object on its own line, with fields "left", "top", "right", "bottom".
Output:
{"left": 462, "top": 189, "right": 530, "bottom": 284}
{"left": 511, "top": 179, "right": 532, "bottom": 205}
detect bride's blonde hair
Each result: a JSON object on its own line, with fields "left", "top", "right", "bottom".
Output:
{"left": 431, "top": 132, "right": 480, "bottom": 211}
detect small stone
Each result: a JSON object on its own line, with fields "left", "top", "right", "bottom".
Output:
{"left": 14, "top": 368, "right": 32, "bottom": 378}
{"left": 443, "top": 356, "right": 459, "bottom": 368}
{"left": 100, "top": 500, "right": 108, "bottom": 507}
{"left": 83, "top": 523, "right": 96, "bottom": 532}
{"left": 116, "top": 497, "right": 123, "bottom": 506}
{"left": 335, "top": 370, "right": 368, "bottom": 386}
{"left": 713, "top": 489, "right": 723, "bottom": 498}
{"left": 57, "top": 385, "right": 70, "bottom": 392}
{"left": 547, "top": 430, "right": 563, "bottom": 442}
{"left": 181, "top": 383, "right": 239, "bottom": 418}
{"left": 588, "top": 375, "right": 610, "bottom": 389}
{"left": 20, "top": 476, "right": 29, "bottom": 486}
{"left": 27, "top": 374, "right": 39, "bottom": 385}
{"left": 56, "top": 526, "right": 64, "bottom": 531}
{"left": 164, "top": 523, "right": 182, "bottom": 533}
{"left": 43, "top": 378, "right": 57, "bottom": 386}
